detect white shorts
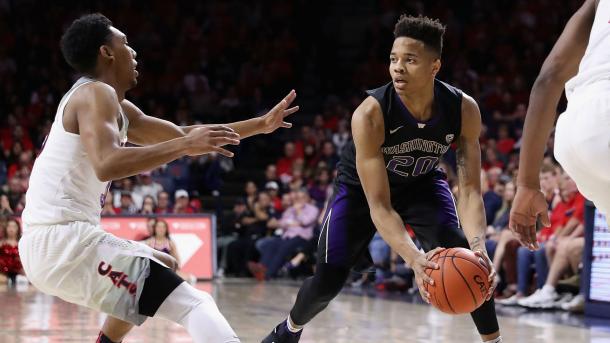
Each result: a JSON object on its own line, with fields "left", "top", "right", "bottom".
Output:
{"left": 19, "top": 221, "right": 166, "bottom": 325}
{"left": 555, "top": 81, "right": 610, "bottom": 216}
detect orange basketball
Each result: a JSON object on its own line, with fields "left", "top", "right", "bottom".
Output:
{"left": 424, "top": 247, "right": 491, "bottom": 314}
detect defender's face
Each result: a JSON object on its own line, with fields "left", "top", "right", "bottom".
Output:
{"left": 108, "top": 26, "right": 138, "bottom": 89}
{"left": 389, "top": 37, "right": 440, "bottom": 95}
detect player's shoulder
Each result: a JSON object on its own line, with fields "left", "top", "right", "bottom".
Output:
{"left": 435, "top": 78, "right": 463, "bottom": 99}
{"left": 353, "top": 96, "right": 384, "bottom": 125}
{"left": 72, "top": 80, "right": 119, "bottom": 106}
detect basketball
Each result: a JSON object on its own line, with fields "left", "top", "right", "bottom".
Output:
{"left": 425, "top": 248, "right": 491, "bottom": 314}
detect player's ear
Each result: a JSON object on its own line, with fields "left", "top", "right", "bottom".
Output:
{"left": 431, "top": 59, "right": 441, "bottom": 77}
{"left": 99, "top": 45, "right": 114, "bottom": 62}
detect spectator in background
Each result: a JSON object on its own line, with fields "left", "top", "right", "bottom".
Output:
{"left": 155, "top": 191, "right": 172, "bottom": 214}
{"left": 144, "top": 219, "right": 197, "bottom": 284}
{"left": 101, "top": 197, "right": 118, "bottom": 215}
{"left": 134, "top": 217, "right": 157, "bottom": 241}
{"left": 244, "top": 181, "right": 258, "bottom": 212}
{"left": 518, "top": 226, "right": 585, "bottom": 309}
{"left": 227, "top": 191, "right": 278, "bottom": 277}
{"left": 173, "top": 189, "right": 195, "bottom": 214}
{"left": 486, "top": 181, "right": 519, "bottom": 296}
{"left": 133, "top": 171, "right": 163, "bottom": 203}
{"left": 498, "top": 167, "right": 562, "bottom": 305}
{"left": 216, "top": 199, "right": 250, "bottom": 277}
{"left": 255, "top": 189, "right": 319, "bottom": 280}
{"left": 117, "top": 191, "right": 138, "bottom": 214}
{"left": 277, "top": 141, "right": 298, "bottom": 183}
{"left": 544, "top": 174, "right": 585, "bottom": 264}
{"left": 0, "top": 194, "right": 13, "bottom": 216}
{"left": 496, "top": 124, "right": 515, "bottom": 156}
{"left": 317, "top": 141, "right": 339, "bottom": 168}
{"left": 332, "top": 119, "right": 350, "bottom": 153}
{"left": 0, "top": 218, "right": 25, "bottom": 284}
{"left": 265, "top": 181, "right": 283, "bottom": 212}
{"left": 262, "top": 164, "right": 281, "bottom": 190}
{"left": 539, "top": 163, "right": 561, "bottom": 212}
{"left": 308, "top": 168, "right": 332, "bottom": 209}
{"left": 483, "top": 170, "right": 505, "bottom": 226}
{"left": 140, "top": 195, "right": 156, "bottom": 214}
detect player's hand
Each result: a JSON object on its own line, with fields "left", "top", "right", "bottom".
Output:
{"left": 185, "top": 125, "right": 240, "bottom": 157}
{"left": 410, "top": 247, "right": 443, "bottom": 304}
{"left": 260, "top": 90, "right": 299, "bottom": 134}
{"left": 509, "top": 186, "right": 551, "bottom": 250}
{"left": 474, "top": 250, "right": 497, "bottom": 301}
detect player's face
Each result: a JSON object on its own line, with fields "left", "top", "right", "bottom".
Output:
{"left": 107, "top": 27, "right": 138, "bottom": 89}
{"left": 389, "top": 37, "right": 440, "bottom": 95}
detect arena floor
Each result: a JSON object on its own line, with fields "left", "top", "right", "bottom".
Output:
{"left": 1, "top": 279, "right": 610, "bottom": 343}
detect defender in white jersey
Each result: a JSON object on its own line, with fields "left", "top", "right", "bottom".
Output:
{"left": 510, "top": 0, "right": 609, "bottom": 249}
{"left": 19, "top": 14, "right": 299, "bottom": 343}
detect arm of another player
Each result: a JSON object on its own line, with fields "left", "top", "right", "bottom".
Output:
{"left": 456, "top": 94, "right": 496, "bottom": 300}
{"left": 123, "top": 90, "right": 299, "bottom": 145}
{"left": 77, "top": 83, "right": 239, "bottom": 181}
{"left": 353, "top": 96, "right": 441, "bottom": 303}
{"left": 510, "top": 0, "right": 596, "bottom": 249}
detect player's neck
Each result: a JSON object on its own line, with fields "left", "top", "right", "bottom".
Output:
{"left": 92, "top": 72, "right": 127, "bottom": 101}
{"left": 397, "top": 83, "right": 434, "bottom": 121}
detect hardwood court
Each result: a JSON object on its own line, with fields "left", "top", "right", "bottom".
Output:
{"left": 1, "top": 279, "right": 610, "bottom": 343}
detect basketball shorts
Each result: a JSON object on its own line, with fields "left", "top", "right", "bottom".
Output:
{"left": 317, "top": 170, "right": 468, "bottom": 268}
{"left": 556, "top": 81, "right": 610, "bottom": 216}
{"left": 19, "top": 221, "right": 171, "bottom": 325}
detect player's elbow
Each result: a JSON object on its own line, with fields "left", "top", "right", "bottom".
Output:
{"left": 94, "top": 165, "right": 116, "bottom": 182}
{"left": 369, "top": 204, "right": 392, "bottom": 229}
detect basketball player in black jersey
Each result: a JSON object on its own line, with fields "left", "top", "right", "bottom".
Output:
{"left": 262, "top": 15, "right": 502, "bottom": 343}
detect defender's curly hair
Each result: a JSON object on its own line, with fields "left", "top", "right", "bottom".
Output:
{"left": 394, "top": 15, "right": 446, "bottom": 57}
{"left": 60, "top": 13, "right": 113, "bottom": 74}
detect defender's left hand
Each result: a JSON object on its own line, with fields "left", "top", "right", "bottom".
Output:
{"left": 261, "top": 90, "right": 299, "bottom": 134}
{"left": 474, "top": 250, "right": 497, "bottom": 301}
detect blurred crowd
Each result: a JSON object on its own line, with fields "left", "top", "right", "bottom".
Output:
{"left": 0, "top": 0, "right": 589, "bottom": 313}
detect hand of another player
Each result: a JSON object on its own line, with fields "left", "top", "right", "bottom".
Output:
{"left": 411, "top": 247, "right": 443, "bottom": 304}
{"left": 260, "top": 90, "right": 299, "bottom": 134}
{"left": 509, "top": 186, "right": 551, "bottom": 250}
{"left": 185, "top": 125, "right": 240, "bottom": 157}
{"left": 474, "top": 250, "right": 497, "bottom": 301}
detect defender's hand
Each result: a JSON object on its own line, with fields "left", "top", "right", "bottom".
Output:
{"left": 260, "top": 90, "right": 299, "bottom": 134}
{"left": 509, "top": 186, "right": 551, "bottom": 250}
{"left": 185, "top": 125, "right": 240, "bottom": 157}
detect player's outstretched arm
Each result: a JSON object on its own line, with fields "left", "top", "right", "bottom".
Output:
{"left": 511, "top": 0, "right": 595, "bottom": 248}
{"left": 353, "top": 96, "right": 441, "bottom": 303}
{"left": 122, "top": 90, "right": 299, "bottom": 145}
{"left": 76, "top": 82, "right": 239, "bottom": 181}
{"left": 456, "top": 94, "right": 497, "bottom": 299}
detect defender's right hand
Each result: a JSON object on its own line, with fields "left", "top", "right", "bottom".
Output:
{"left": 185, "top": 125, "right": 240, "bottom": 157}
{"left": 410, "top": 247, "right": 443, "bottom": 303}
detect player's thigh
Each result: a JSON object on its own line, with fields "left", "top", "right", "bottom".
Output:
{"left": 398, "top": 176, "right": 466, "bottom": 252}
{"left": 317, "top": 183, "right": 376, "bottom": 268}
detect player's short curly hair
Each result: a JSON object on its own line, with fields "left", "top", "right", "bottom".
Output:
{"left": 60, "top": 13, "right": 113, "bottom": 74}
{"left": 394, "top": 14, "right": 446, "bottom": 57}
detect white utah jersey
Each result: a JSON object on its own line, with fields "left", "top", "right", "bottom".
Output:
{"left": 22, "top": 77, "right": 129, "bottom": 227}
{"left": 566, "top": 0, "right": 610, "bottom": 99}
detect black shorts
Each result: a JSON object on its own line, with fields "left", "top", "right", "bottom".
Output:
{"left": 317, "top": 170, "right": 468, "bottom": 268}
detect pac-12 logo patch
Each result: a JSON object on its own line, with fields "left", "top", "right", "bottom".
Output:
{"left": 446, "top": 134, "right": 454, "bottom": 143}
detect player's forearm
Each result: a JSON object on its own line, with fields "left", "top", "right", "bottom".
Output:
{"left": 370, "top": 207, "right": 420, "bottom": 265}
{"left": 458, "top": 191, "right": 488, "bottom": 255}
{"left": 96, "top": 137, "right": 189, "bottom": 181}
{"left": 517, "top": 76, "right": 565, "bottom": 188}
{"left": 183, "top": 117, "right": 265, "bottom": 140}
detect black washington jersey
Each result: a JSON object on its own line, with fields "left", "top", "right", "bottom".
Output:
{"left": 336, "top": 79, "right": 462, "bottom": 187}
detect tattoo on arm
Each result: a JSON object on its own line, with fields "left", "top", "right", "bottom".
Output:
{"left": 456, "top": 139, "right": 468, "bottom": 184}
{"left": 469, "top": 236, "right": 482, "bottom": 250}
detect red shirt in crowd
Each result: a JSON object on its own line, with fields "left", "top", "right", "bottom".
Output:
{"left": 538, "top": 192, "right": 585, "bottom": 242}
